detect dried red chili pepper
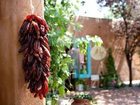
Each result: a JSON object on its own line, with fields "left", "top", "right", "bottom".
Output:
{"left": 19, "top": 14, "right": 51, "bottom": 99}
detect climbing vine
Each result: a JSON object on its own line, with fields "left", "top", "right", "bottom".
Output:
{"left": 44, "top": 0, "right": 80, "bottom": 99}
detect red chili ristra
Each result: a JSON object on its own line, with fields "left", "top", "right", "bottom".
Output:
{"left": 19, "top": 14, "right": 51, "bottom": 99}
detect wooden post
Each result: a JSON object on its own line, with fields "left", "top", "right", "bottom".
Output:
{"left": 0, "top": 0, "right": 45, "bottom": 105}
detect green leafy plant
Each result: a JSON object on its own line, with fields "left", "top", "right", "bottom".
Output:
{"left": 73, "top": 93, "right": 93, "bottom": 101}
{"left": 44, "top": 0, "right": 80, "bottom": 103}
{"left": 100, "top": 48, "right": 122, "bottom": 88}
{"left": 80, "top": 66, "right": 87, "bottom": 74}
{"left": 75, "top": 35, "right": 103, "bottom": 54}
{"left": 72, "top": 93, "right": 97, "bottom": 105}
{"left": 75, "top": 79, "right": 85, "bottom": 85}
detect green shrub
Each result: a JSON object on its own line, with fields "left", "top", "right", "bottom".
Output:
{"left": 100, "top": 48, "right": 122, "bottom": 88}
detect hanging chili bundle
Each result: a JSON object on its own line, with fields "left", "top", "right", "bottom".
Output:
{"left": 19, "top": 14, "right": 51, "bottom": 99}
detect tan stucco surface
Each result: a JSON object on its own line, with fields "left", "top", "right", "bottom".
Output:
{"left": 0, "top": 0, "right": 45, "bottom": 105}
{"left": 74, "top": 16, "right": 140, "bottom": 81}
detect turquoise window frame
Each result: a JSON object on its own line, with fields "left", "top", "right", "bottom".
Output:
{"left": 74, "top": 42, "right": 92, "bottom": 79}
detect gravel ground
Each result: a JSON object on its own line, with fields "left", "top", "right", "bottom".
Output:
{"left": 91, "top": 87, "right": 140, "bottom": 105}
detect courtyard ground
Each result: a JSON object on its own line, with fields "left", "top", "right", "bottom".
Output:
{"left": 91, "top": 87, "right": 140, "bottom": 105}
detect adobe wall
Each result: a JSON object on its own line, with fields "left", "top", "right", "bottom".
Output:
{"left": 0, "top": 0, "right": 45, "bottom": 105}
{"left": 74, "top": 16, "right": 140, "bottom": 81}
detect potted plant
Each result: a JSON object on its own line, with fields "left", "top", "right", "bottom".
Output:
{"left": 72, "top": 93, "right": 94, "bottom": 105}
{"left": 75, "top": 79, "right": 85, "bottom": 91}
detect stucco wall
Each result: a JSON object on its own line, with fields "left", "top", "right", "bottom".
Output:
{"left": 0, "top": 0, "right": 45, "bottom": 105}
{"left": 74, "top": 16, "right": 140, "bottom": 81}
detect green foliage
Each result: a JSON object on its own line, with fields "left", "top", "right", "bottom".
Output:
{"left": 106, "top": 49, "right": 117, "bottom": 76}
{"left": 73, "top": 92, "right": 97, "bottom": 105}
{"left": 97, "top": 0, "right": 132, "bottom": 19}
{"left": 73, "top": 93, "right": 93, "bottom": 101}
{"left": 46, "top": 93, "right": 59, "bottom": 105}
{"left": 75, "top": 35, "right": 103, "bottom": 54}
{"left": 100, "top": 48, "right": 121, "bottom": 88}
{"left": 44, "top": 0, "right": 80, "bottom": 98}
{"left": 75, "top": 79, "right": 85, "bottom": 85}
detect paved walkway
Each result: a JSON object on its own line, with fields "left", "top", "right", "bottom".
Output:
{"left": 91, "top": 87, "right": 140, "bottom": 105}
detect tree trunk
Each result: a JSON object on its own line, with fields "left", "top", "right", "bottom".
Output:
{"left": 125, "top": 52, "right": 132, "bottom": 87}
